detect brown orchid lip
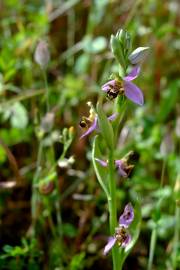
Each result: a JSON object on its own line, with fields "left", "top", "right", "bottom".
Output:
{"left": 106, "top": 80, "right": 124, "bottom": 100}
{"left": 79, "top": 120, "right": 87, "bottom": 128}
{"left": 79, "top": 117, "right": 92, "bottom": 129}
{"left": 107, "top": 90, "right": 119, "bottom": 100}
{"left": 115, "top": 226, "right": 128, "bottom": 246}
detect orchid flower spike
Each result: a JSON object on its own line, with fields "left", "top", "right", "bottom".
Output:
{"left": 102, "top": 66, "right": 144, "bottom": 106}
{"left": 79, "top": 102, "right": 117, "bottom": 139}
{"left": 104, "top": 203, "right": 134, "bottom": 255}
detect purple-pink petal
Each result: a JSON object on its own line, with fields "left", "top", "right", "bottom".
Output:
{"left": 119, "top": 203, "right": 134, "bottom": 228}
{"left": 108, "top": 113, "right": 117, "bottom": 121}
{"left": 123, "top": 66, "right": 140, "bottom": 82}
{"left": 124, "top": 81, "right": 144, "bottom": 106}
{"left": 80, "top": 117, "right": 98, "bottom": 139}
{"left": 121, "top": 233, "right": 131, "bottom": 248}
{"left": 104, "top": 237, "right": 117, "bottom": 255}
{"left": 115, "top": 160, "right": 128, "bottom": 178}
{"left": 102, "top": 80, "right": 116, "bottom": 92}
{"left": 95, "top": 158, "right": 108, "bottom": 167}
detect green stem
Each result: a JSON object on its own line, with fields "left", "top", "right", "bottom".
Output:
{"left": 147, "top": 226, "right": 157, "bottom": 270}
{"left": 55, "top": 200, "right": 63, "bottom": 237}
{"left": 108, "top": 150, "right": 120, "bottom": 270}
{"left": 1, "top": 88, "right": 44, "bottom": 108}
{"left": 114, "top": 99, "right": 127, "bottom": 144}
{"left": 124, "top": 0, "right": 143, "bottom": 28}
{"left": 31, "top": 68, "right": 50, "bottom": 233}
{"left": 108, "top": 151, "right": 117, "bottom": 234}
{"left": 67, "top": 8, "right": 75, "bottom": 67}
{"left": 147, "top": 159, "right": 166, "bottom": 268}
{"left": 42, "top": 70, "right": 63, "bottom": 239}
{"left": 42, "top": 70, "right": 50, "bottom": 112}
{"left": 172, "top": 198, "right": 180, "bottom": 269}
{"left": 31, "top": 140, "right": 43, "bottom": 235}
{"left": 48, "top": 214, "right": 57, "bottom": 238}
{"left": 160, "top": 158, "right": 166, "bottom": 187}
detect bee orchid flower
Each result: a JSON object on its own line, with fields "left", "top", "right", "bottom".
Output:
{"left": 79, "top": 115, "right": 98, "bottom": 139}
{"left": 95, "top": 158, "right": 134, "bottom": 178}
{"left": 79, "top": 104, "right": 117, "bottom": 139}
{"left": 104, "top": 203, "right": 134, "bottom": 255}
{"left": 102, "top": 66, "right": 144, "bottom": 106}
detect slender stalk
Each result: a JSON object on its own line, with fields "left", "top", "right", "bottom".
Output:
{"left": 31, "top": 70, "right": 48, "bottom": 227}
{"left": 42, "top": 70, "right": 50, "bottom": 112}
{"left": 147, "top": 159, "right": 166, "bottom": 269}
{"left": 108, "top": 151, "right": 117, "bottom": 233}
{"left": 31, "top": 67, "right": 49, "bottom": 233}
{"left": 160, "top": 158, "right": 166, "bottom": 187}
{"left": 42, "top": 69, "right": 63, "bottom": 239}
{"left": 124, "top": 0, "right": 143, "bottom": 28}
{"left": 67, "top": 8, "right": 75, "bottom": 67}
{"left": 1, "top": 88, "right": 44, "bottom": 108}
{"left": 114, "top": 100, "right": 127, "bottom": 144}
{"left": 31, "top": 140, "right": 43, "bottom": 235}
{"left": 108, "top": 150, "right": 120, "bottom": 270}
{"left": 55, "top": 200, "right": 63, "bottom": 237}
{"left": 172, "top": 203, "right": 179, "bottom": 270}
{"left": 147, "top": 226, "right": 157, "bottom": 270}
{"left": 48, "top": 215, "right": 57, "bottom": 237}
{"left": 172, "top": 174, "right": 180, "bottom": 269}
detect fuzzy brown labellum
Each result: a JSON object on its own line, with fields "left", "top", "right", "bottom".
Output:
{"left": 79, "top": 117, "right": 92, "bottom": 129}
{"left": 115, "top": 227, "right": 129, "bottom": 246}
{"left": 106, "top": 81, "right": 124, "bottom": 100}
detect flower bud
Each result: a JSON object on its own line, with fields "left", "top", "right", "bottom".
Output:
{"left": 69, "top": 126, "right": 75, "bottom": 140}
{"left": 40, "top": 112, "right": 55, "bottom": 133}
{"left": 116, "top": 29, "right": 131, "bottom": 52}
{"left": 110, "top": 29, "right": 132, "bottom": 70}
{"left": 160, "top": 132, "right": 174, "bottom": 157}
{"left": 34, "top": 40, "right": 50, "bottom": 69}
{"left": 58, "top": 156, "right": 75, "bottom": 168}
{"left": 39, "top": 181, "right": 54, "bottom": 195}
{"left": 128, "top": 47, "right": 149, "bottom": 65}
{"left": 110, "top": 35, "right": 126, "bottom": 71}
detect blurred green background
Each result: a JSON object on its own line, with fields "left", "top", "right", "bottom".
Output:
{"left": 0, "top": 0, "right": 179, "bottom": 269}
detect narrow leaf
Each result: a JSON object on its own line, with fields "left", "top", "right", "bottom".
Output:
{"left": 96, "top": 102, "right": 114, "bottom": 150}
{"left": 92, "top": 135, "right": 110, "bottom": 199}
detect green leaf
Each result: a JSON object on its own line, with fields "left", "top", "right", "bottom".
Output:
{"left": 91, "top": 37, "right": 107, "bottom": 53}
{"left": 62, "top": 223, "right": 77, "bottom": 238}
{"left": 74, "top": 54, "right": 90, "bottom": 74}
{"left": 92, "top": 135, "right": 110, "bottom": 199}
{"left": 3, "top": 245, "right": 13, "bottom": 254}
{"left": 83, "top": 36, "right": 107, "bottom": 53}
{"left": 38, "top": 171, "right": 57, "bottom": 186}
{"left": 96, "top": 102, "right": 114, "bottom": 150}
{"left": 70, "top": 252, "right": 86, "bottom": 270}
{"left": 10, "top": 102, "right": 28, "bottom": 129}
{"left": 4, "top": 68, "right": 16, "bottom": 82}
